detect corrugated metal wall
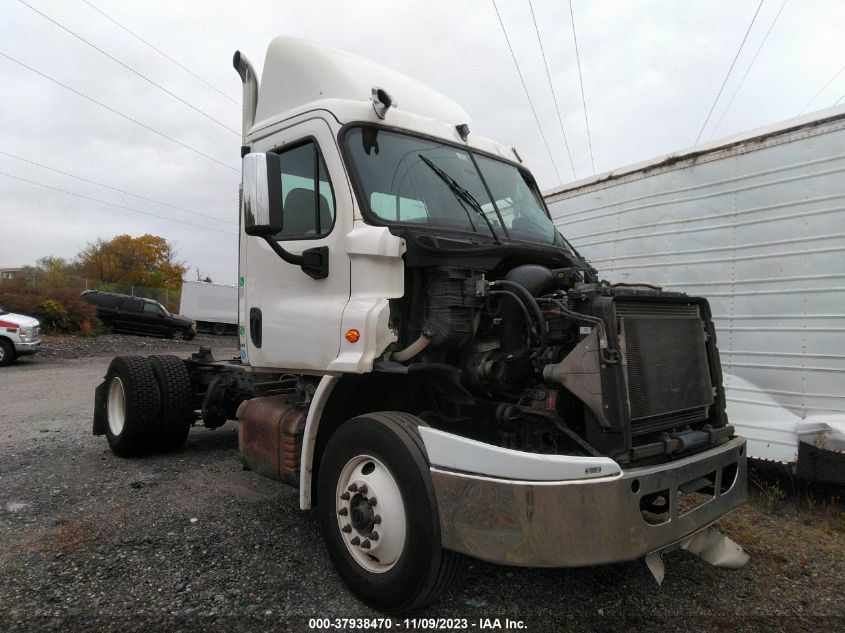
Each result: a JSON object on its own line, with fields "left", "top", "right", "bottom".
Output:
{"left": 545, "top": 113, "right": 845, "bottom": 463}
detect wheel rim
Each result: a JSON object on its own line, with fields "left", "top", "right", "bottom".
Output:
{"left": 107, "top": 376, "right": 126, "bottom": 436}
{"left": 0, "top": 345, "right": 5, "bottom": 362}
{"left": 335, "top": 454, "right": 406, "bottom": 574}
{"left": 173, "top": 330, "right": 184, "bottom": 341}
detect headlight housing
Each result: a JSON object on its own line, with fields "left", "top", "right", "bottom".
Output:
{"left": 18, "top": 322, "right": 40, "bottom": 342}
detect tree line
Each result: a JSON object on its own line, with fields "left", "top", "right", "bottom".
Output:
{"left": 0, "top": 234, "right": 188, "bottom": 333}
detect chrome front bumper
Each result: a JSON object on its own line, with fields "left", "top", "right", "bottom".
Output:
{"left": 14, "top": 340, "right": 41, "bottom": 355}
{"left": 431, "top": 437, "right": 747, "bottom": 567}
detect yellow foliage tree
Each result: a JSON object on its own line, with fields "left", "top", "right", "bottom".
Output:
{"left": 78, "top": 234, "right": 186, "bottom": 292}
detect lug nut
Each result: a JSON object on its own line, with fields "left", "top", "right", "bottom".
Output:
{"left": 340, "top": 492, "right": 350, "bottom": 501}
{"left": 373, "top": 514, "right": 382, "bottom": 524}
{"left": 348, "top": 483, "right": 358, "bottom": 492}
{"left": 360, "top": 539, "right": 371, "bottom": 549}
{"left": 358, "top": 484, "right": 368, "bottom": 494}
{"left": 368, "top": 532, "right": 379, "bottom": 541}
{"left": 369, "top": 497, "right": 377, "bottom": 507}
{"left": 341, "top": 524, "right": 352, "bottom": 533}
{"left": 350, "top": 537, "right": 360, "bottom": 546}
{"left": 338, "top": 507, "right": 348, "bottom": 516}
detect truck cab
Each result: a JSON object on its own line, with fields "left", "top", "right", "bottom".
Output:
{"left": 94, "top": 36, "right": 748, "bottom": 613}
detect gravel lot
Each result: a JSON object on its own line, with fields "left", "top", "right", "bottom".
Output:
{"left": 0, "top": 334, "right": 843, "bottom": 631}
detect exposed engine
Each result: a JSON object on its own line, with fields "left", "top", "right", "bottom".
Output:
{"left": 388, "top": 264, "right": 733, "bottom": 464}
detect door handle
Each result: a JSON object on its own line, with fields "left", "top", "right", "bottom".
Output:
{"left": 249, "top": 307, "right": 262, "bottom": 348}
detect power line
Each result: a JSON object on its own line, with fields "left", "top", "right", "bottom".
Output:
{"left": 568, "top": 0, "right": 595, "bottom": 175}
{"left": 491, "top": 0, "right": 563, "bottom": 184}
{"left": 710, "top": 0, "right": 789, "bottom": 139}
{"left": 16, "top": 0, "right": 239, "bottom": 136}
{"left": 0, "top": 50, "right": 239, "bottom": 174}
{"left": 837, "top": 90, "right": 845, "bottom": 106}
{"left": 694, "top": 0, "right": 765, "bottom": 145}
{"left": 527, "top": 0, "right": 577, "bottom": 179}
{"left": 0, "top": 151, "right": 236, "bottom": 226}
{"left": 800, "top": 62, "right": 845, "bottom": 114}
{"left": 0, "top": 170, "right": 236, "bottom": 235}
{"left": 80, "top": 0, "right": 239, "bottom": 107}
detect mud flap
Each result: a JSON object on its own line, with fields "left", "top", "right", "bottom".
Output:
{"left": 92, "top": 378, "right": 109, "bottom": 436}
{"left": 644, "top": 527, "right": 749, "bottom": 585}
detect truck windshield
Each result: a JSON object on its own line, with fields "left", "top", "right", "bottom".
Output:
{"left": 344, "top": 127, "right": 569, "bottom": 249}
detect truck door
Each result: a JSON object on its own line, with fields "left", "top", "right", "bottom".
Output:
{"left": 241, "top": 118, "right": 351, "bottom": 371}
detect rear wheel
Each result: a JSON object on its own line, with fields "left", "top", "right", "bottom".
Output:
{"left": 211, "top": 323, "right": 226, "bottom": 336}
{"left": 0, "top": 339, "right": 15, "bottom": 366}
{"left": 148, "top": 355, "right": 194, "bottom": 452}
{"left": 103, "top": 356, "right": 160, "bottom": 457}
{"left": 317, "top": 412, "right": 463, "bottom": 613}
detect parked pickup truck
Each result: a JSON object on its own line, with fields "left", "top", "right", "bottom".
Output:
{"left": 92, "top": 36, "right": 748, "bottom": 613}
{"left": 81, "top": 290, "right": 195, "bottom": 340}
{"left": 0, "top": 304, "right": 41, "bottom": 366}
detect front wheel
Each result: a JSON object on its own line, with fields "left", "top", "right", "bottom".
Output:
{"left": 0, "top": 338, "right": 15, "bottom": 366}
{"left": 317, "top": 412, "right": 463, "bottom": 614}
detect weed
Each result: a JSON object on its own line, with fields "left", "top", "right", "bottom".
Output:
{"left": 24, "top": 519, "right": 96, "bottom": 553}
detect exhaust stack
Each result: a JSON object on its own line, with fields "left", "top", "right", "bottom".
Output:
{"left": 233, "top": 51, "right": 259, "bottom": 145}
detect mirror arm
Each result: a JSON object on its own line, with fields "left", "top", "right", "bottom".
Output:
{"left": 261, "top": 235, "right": 303, "bottom": 266}
{"left": 261, "top": 237, "right": 329, "bottom": 280}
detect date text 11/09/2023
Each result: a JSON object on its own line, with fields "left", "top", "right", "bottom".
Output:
{"left": 308, "top": 618, "right": 527, "bottom": 630}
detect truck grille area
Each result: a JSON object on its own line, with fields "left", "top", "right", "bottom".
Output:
{"left": 616, "top": 301, "right": 714, "bottom": 435}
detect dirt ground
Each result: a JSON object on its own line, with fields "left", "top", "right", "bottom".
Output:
{"left": 0, "top": 334, "right": 843, "bottom": 632}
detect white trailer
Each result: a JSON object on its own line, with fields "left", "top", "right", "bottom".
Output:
{"left": 544, "top": 106, "right": 845, "bottom": 480}
{"left": 179, "top": 280, "right": 238, "bottom": 335}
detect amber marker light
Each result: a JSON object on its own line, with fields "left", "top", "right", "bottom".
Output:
{"left": 345, "top": 329, "right": 361, "bottom": 343}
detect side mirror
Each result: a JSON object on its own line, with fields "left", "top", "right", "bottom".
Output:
{"left": 242, "top": 153, "right": 282, "bottom": 236}
{"left": 241, "top": 152, "right": 330, "bottom": 280}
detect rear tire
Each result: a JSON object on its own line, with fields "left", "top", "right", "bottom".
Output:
{"left": 103, "top": 356, "right": 160, "bottom": 457}
{"left": 0, "top": 339, "right": 15, "bottom": 366}
{"left": 317, "top": 412, "right": 463, "bottom": 614}
{"left": 211, "top": 323, "right": 226, "bottom": 336}
{"left": 148, "top": 355, "right": 194, "bottom": 452}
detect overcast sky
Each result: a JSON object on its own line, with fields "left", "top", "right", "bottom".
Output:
{"left": 1, "top": 0, "right": 843, "bottom": 284}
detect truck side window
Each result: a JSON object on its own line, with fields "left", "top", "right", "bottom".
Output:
{"left": 274, "top": 141, "right": 336, "bottom": 240}
{"left": 119, "top": 299, "right": 143, "bottom": 313}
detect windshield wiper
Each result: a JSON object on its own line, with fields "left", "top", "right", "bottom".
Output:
{"left": 418, "top": 154, "right": 501, "bottom": 244}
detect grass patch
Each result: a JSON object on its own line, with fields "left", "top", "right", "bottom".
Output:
{"left": 24, "top": 519, "right": 97, "bottom": 553}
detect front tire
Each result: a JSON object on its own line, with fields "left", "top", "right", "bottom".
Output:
{"left": 0, "top": 339, "right": 15, "bottom": 366}
{"left": 317, "top": 412, "right": 463, "bottom": 614}
{"left": 103, "top": 356, "right": 160, "bottom": 457}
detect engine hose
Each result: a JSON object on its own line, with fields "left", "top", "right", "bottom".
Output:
{"left": 488, "top": 290, "right": 535, "bottom": 349}
{"left": 491, "top": 279, "right": 547, "bottom": 358}
{"left": 392, "top": 334, "right": 430, "bottom": 362}
{"left": 541, "top": 297, "right": 618, "bottom": 365}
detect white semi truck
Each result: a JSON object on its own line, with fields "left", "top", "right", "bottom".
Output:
{"left": 179, "top": 280, "right": 238, "bottom": 335}
{"left": 544, "top": 106, "right": 845, "bottom": 484}
{"left": 93, "top": 36, "right": 748, "bottom": 612}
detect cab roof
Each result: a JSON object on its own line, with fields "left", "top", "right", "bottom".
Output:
{"left": 255, "top": 36, "right": 471, "bottom": 127}
{"left": 250, "top": 36, "right": 518, "bottom": 164}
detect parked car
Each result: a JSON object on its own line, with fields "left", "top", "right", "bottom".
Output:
{"left": 81, "top": 290, "right": 196, "bottom": 340}
{"left": 0, "top": 304, "right": 41, "bottom": 365}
